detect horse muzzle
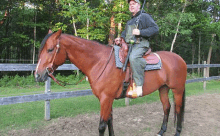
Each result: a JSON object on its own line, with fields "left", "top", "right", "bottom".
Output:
{"left": 35, "top": 70, "right": 48, "bottom": 82}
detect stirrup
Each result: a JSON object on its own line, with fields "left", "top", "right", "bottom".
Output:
{"left": 128, "top": 85, "right": 143, "bottom": 98}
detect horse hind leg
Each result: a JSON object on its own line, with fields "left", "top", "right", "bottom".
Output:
{"left": 173, "top": 88, "right": 185, "bottom": 136}
{"left": 157, "top": 85, "right": 171, "bottom": 136}
{"left": 107, "top": 110, "right": 114, "bottom": 136}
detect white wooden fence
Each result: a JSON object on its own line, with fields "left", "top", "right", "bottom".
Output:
{"left": 0, "top": 63, "right": 220, "bottom": 120}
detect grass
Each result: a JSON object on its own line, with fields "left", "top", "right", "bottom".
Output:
{"left": 0, "top": 80, "right": 220, "bottom": 134}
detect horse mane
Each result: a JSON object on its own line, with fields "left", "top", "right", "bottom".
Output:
{"left": 38, "top": 32, "right": 111, "bottom": 57}
{"left": 64, "top": 34, "right": 111, "bottom": 47}
{"left": 39, "top": 33, "right": 54, "bottom": 55}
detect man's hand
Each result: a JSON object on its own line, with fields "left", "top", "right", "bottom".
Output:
{"left": 132, "top": 29, "right": 140, "bottom": 35}
{"left": 114, "top": 37, "right": 121, "bottom": 45}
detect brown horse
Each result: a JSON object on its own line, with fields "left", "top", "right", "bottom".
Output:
{"left": 35, "top": 29, "right": 187, "bottom": 136}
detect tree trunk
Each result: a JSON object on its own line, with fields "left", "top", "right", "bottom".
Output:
{"left": 32, "top": 1, "right": 37, "bottom": 74}
{"left": 69, "top": 3, "right": 78, "bottom": 36}
{"left": 86, "top": 17, "right": 89, "bottom": 39}
{"left": 108, "top": 15, "right": 116, "bottom": 45}
{"left": 170, "top": 1, "right": 187, "bottom": 52}
{"left": 191, "top": 44, "right": 195, "bottom": 73}
{"left": 84, "top": 0, "right": 89, "bottom": 40}
{"left": 206, "top": 34, "right": 215, "bottom": 77}
{"left": 198, "top": 32, "right": 201, "bottom": 76}
{"left": 72, "top": 16, "right": 78, "bottom": 36}
{"left": 118, "top": 21, "right": 122, "bottom": 37}
{"left": 0, "top": 10, "right": 8, "bottom": 25}
{"left": 33, "top": 4, "right": 37, "bottom": 65}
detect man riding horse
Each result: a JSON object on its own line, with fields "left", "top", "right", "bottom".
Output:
{"left": 115, "top": 0, "right": 159, "bottom": 97}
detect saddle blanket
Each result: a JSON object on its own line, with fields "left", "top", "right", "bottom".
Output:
{"left": 114, "top": 46, "right": 162, "bottom": 71}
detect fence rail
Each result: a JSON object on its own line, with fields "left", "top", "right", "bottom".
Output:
{"left": 1, "top": 63, "right": 220, "bottom": 120}
{"left": 0, "top": 89, "right": 93, "bottom": 105}
{"left": 0, "top": 64, "right": 78, "bottom": 71}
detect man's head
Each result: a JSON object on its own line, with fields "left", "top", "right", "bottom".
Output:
{"left": 128, "top": 0, "right": 141, "bottom": 16}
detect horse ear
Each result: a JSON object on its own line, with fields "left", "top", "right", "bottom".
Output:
{"left": 48, "top": 29, "right": 53, "bottom": 34}
{"left": 53, "top": 29, "right": 62, "bottom": 40}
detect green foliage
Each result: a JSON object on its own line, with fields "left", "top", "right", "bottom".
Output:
{"left": 0, "top": 75, "right": 37, "bottom": 87}
{"left": 0, "top": 0, "right": 220, "bottom": 72}
{"left": 52, "top": 22, "right": 68, "bottom": 32}
{"left": 0, "top": 71, "right": 86, "bottom": 88}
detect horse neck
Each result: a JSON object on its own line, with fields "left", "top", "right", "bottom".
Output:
{"left": 61, "top": 35, "right": 112, "bottom": 78}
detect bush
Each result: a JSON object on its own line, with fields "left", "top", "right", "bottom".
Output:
{"left": 0, "top": 71, "right": 86, "bottom": 88}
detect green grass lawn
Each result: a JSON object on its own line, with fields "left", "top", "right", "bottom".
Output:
{"left": 0, "top": 80, "right": 220, "bottom": 134}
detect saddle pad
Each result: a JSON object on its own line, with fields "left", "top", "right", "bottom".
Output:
{"left": 114, "top": 46, "right": 162, "bottom": 71}
{"left": 114, "top": 46, "right": 123, "bottom": 68}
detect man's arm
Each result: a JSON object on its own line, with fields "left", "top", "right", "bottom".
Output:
{"left": 139, "top": 14, "right": 159, "bottom": 37}
{"left": 121, "top": 29, "right": 126, "bottom": 40}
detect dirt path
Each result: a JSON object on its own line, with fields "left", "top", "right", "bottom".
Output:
{"left": 8, "top": 93, "right": 220, "bottom": 136}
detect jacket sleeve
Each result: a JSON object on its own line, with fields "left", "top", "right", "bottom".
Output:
{"left": 139, "top": 13, "right": 159, "bottom": 38}
{"left": 121, "top": 29, "right": 126, "bottom": 40}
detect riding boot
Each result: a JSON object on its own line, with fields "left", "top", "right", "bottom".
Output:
{"left": 128, "top": 85, "right": 143, "bottom": 98}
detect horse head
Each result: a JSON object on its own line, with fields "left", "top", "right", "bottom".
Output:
{"left": 35, "top": 29, "right": 67, "bottom": 82}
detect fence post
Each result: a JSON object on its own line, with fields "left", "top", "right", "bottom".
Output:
{"left": 45, "top": 77, "right": 51, "bottom": 121}
{"left": 125, "top": 97, "right": 129, "bottom": 106}
{"left": 203, "top": 61, "right": 207, "bottom": 90}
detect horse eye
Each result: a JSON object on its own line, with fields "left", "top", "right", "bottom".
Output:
{"left": 47, "top": 48, "right": 54, "bottom": 53}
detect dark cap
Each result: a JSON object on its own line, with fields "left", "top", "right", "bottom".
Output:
{"left": 128, "top": 0, "right": 141, "bottom": 4}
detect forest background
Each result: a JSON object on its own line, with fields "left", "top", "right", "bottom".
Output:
{"left": 0, "top": 0, "right": 220, "bottom": 77}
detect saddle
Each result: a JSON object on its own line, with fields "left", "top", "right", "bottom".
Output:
{"left": 119, "top": 39, "right": 160, "bottom": 65}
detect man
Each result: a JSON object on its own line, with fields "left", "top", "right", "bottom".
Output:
{"left": 115, "top": 0, "right": 159, "bottom": 97}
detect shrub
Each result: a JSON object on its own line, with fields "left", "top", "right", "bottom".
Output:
{"left": 0, "top": 72, "right": 86, "bottom": 88}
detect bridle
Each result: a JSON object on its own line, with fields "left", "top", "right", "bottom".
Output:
{"left": 46, "top": 43, "right": 60, "bottom": 75}
{"left": 45, "top": 41, "right": 66, "bottom": 87}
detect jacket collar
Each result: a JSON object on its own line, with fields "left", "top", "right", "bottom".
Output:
{"left": 132, "top": 10, "right": 146, "bottom": 18}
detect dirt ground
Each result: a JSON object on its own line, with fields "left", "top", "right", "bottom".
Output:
{"left": 7, "top": 93, "right": 220, "bottom": 136}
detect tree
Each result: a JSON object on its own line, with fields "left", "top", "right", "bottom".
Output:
{"left": 203, "top": 0, "right": 220, "bottom": 77}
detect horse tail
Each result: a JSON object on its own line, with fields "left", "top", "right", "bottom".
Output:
{"left": 174, "top": 88, "right": 185, "bottom": 126}
{"left": 181, "top": 88, "right": 186, "bottom": 122}
{"left": 173, "top": 94, "right": 176, "bottom": 127}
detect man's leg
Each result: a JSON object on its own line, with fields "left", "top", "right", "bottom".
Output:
{"left": 128, "top": 43, "right": 148, "bottom": 97}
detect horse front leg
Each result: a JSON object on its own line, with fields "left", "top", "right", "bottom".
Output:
{"left": 98, "top": 95, "right": 114, "bottom": 136}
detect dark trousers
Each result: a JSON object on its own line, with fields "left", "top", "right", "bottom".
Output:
{"left": 129, "top": 40, "right": 149, "bottom": 86}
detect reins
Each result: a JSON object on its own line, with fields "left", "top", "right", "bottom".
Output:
{"left": 91, "top": 46, "right": 114, "bottom": 86}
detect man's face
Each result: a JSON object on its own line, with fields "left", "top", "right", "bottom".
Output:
{"left": 129, "top": 1, "right": 140, "bottom": 15}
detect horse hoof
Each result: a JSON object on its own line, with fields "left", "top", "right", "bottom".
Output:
{"left": 157, "top": 134, "right": 162, "bottom": 136}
